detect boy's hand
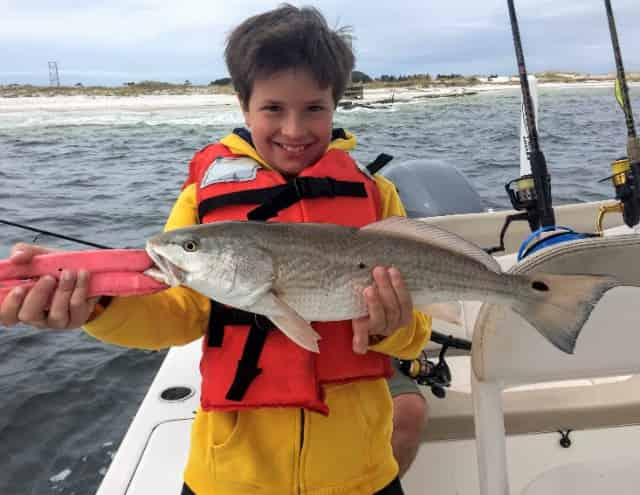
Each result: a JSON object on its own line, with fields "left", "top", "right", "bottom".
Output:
{"left": 0, "top": 243, "right": 98, "bottom": 330}
{"left": 351, "top": 266, "right": 413, "bottom": 354}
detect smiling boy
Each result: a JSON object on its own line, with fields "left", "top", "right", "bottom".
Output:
{"left": 241, "top": 69, "right": 334, "bottom": 177}
{"left": 1, "top": 5, "right": 430, "bottom": 494}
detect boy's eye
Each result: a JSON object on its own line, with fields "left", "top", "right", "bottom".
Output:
{"left": 308, "top": 105, "right": 326, "bottom": 112}
{"left": 262, "top": 105, "right": 281, "bottom": 112}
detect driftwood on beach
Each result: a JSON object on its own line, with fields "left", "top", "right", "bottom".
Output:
{"left": 337, "top": 89, "right": 479, "bottom": 110}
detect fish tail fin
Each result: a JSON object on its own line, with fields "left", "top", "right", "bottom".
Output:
{"left": 511, "top": 273, "right": 618, "bottom": 354}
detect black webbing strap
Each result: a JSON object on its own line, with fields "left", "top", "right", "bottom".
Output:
{"left": 199, "top": 177, "right": 367, "bottom": 221}
{"left": 225, "top": 316, "right": 272, "bottom": 401}
{"left": 198, "top": 185, "right": 289, "bottom": 220}
{"left": 247, "top": 177, "right": 367, "bottom": 221}
{"left": 365, "top": 153, "right": 394, "bottom": 174}
{"left": 208, "top": 300, "right": 270, "bottom": 347}
{"left": 207, "top": 300, "right": 275, "bottom": 401}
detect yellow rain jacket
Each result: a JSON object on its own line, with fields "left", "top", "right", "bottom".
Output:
{"left": 85, "top": 131, "right": 431, "bottom": 495}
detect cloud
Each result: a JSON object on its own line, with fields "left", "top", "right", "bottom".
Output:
{"left": 1, "top": 0, "right": 639, "bottom": 85}
{"left": 351, "top": 0, "right": 640, "bottom": 76}
{"left": 1, "top": 2, "right": 230, "bottom": 45}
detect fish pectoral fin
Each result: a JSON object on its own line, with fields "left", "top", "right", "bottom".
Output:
{"left": 260, "top": 293, "right": 321, "bottom": 353}
{"left": 418, "top": 301, "right": 464, "bottom": 326}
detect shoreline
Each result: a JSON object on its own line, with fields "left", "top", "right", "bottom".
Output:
{"left": 1, "top": 80, "right": 637, "bottom": 113}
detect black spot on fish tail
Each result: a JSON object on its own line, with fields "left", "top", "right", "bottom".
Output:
{"left": 512, "top": 273, "right": 618, "bottom": 354}
{"left": 531, "top": 280, "right": 549, "bottom": 292}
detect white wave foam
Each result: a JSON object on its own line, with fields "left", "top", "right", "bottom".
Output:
{"left": 0, "top": 101, "right": 244, "bottom": 129}
{"left": 49, "top": 468, "right": 72, "bottom": 483}
{"left": 0, "top": 94, "right": 237, "bottom": 112}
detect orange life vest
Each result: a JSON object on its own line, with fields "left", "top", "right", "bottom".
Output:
{"left": 184, "top": 135, "right": 392, "bottom": 415}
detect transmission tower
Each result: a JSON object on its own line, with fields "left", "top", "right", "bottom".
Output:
{"left": 48, "top": 61, "right": 60, "bottom": 87}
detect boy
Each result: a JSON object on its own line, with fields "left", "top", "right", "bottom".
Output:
{"left": 1, "top": 5, "right": 430, "bottom": 494}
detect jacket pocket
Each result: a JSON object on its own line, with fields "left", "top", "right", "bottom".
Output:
{"left": 303, "top": 382, "right": 389, "bottom": 488}
{"left": 210, "top": 410, "right": 240, "bottom": 449}
{"left": 210, "top": 408, "right": 297, "bottom": 490}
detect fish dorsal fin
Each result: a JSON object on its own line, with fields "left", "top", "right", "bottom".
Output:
{"left": 362, "top": 216, "right": 502, "bottom": 273}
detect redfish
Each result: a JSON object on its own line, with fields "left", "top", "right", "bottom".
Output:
{"left": 145, "top": 217, "right": 618, "bottom": 353}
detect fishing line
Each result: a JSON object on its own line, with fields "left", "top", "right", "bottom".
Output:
{"left": 0, "top": 218, "right": 113, "bottom": 249}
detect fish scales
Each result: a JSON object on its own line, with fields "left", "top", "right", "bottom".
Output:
{"left": 207, "top": 222, "right": 530, "bottom": 321}
{"left": 145, "top": 218, "right": 621, "bottom": 354}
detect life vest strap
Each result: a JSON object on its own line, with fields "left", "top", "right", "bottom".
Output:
{"left": 198, "top": 185, "right": 288, "bottom": 220}
{"left": 365, "top": 153, "right": 394, "bottom": 175}
{"left": 198, "top": 177, "right": 367, "bottom": 221}
{"left": 225, "top": 315, "right": 273, "bottom": 401}
{"left": 208, "top": 300, "right": 275, "bottom": 401}
{"left": 248, "top": 177, "right": 367, "bottom": 221}
{"left": 208, "top": 300, "right": 273, "bottom": 346}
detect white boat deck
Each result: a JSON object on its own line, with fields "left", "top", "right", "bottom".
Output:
{"left": 97, "top": 211, "right": 640, "bottom": 495}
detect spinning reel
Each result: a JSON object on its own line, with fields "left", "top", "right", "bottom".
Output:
{"left": 398, "top": 331, "right": 471, "bottom": 399}
{"left": 597, "top": 157, "right": 640, "bottom": 232}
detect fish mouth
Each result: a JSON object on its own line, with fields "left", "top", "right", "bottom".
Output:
{"left": 145, "top": 242, "right": 185, "bottom": 287}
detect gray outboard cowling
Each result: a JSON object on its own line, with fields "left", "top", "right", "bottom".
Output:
{"left": 379, "top": 159, "right": 484, "bottom": 218}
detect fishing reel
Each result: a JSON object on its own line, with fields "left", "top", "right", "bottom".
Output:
{"left": 486, "top": 173, "right": 548, "bottom": 254}
{"left": 399, "top": 349, "right": 451, "bottom": 399}
{"left": 597, "top": 157, "right": 640, "bottom": 232}
{"left": 506, "top": 174, "right": 538, "bottom": 218}
{"left": 398, "top": 331, "right": 471, "bottom": 399}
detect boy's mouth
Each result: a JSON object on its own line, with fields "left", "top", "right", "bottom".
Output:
{"left": 274, "top": 142, "right": 312, "bottom": 153}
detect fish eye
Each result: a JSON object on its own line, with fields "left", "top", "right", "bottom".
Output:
{"left": 182, "top": 239, "right": 199, "bottom": 252}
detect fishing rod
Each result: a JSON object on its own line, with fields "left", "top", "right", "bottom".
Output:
{"left": 597, "top": 0, "right": 640, "bottom": 231}
{"left": 605, "top": 0, "right": 638, "bottom": 150}
{"left": 506, "top": 0, "right": 555, "bottom": 229}
{"left": 487, "top": 0, "right": 557, "bottom": 254}
{"left": 0, "top": 218, "right": 113, "bottom": 249}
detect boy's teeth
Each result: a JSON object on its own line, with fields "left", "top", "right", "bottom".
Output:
{"left": 280, "top": 143, "right": 306, "bottom": 152}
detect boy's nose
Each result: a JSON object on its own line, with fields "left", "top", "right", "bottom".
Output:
{"left": 281, "top": 113, "right": 305, "bottom": 138}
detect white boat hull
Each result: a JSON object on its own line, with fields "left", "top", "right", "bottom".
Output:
{"left": 97, "top": 201, "right": 640, "bottom": 495}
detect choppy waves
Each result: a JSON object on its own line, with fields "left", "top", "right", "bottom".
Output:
{"left": 0, "top": 84, "right": 637, "bottom": 494}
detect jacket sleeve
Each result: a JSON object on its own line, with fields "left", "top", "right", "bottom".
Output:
{"left": 366, "top": 174, "right": 432, "bottom": 360}
{"left": 83, "top": 184, "right": 211, "bottom": 350}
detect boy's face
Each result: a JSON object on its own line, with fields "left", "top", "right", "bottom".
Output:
{"left": 241, "top": 68, "right": 335, "bottom": 176}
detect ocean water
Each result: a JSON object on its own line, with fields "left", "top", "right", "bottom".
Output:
{"left": 0, "top": 85, "right": 638, "bottom": 494}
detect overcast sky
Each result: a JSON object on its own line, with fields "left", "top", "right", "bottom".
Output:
{"left": 1, "top": 0, "right": 639, "bottom": 86}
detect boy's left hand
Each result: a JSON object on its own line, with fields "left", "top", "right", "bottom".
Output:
{"left": 351, "top": 266, "right": 413, "bottom": 354}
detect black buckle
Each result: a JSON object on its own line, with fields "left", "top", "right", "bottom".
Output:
{"left": 292, "top": 177, "right": 312, "bottom": 198}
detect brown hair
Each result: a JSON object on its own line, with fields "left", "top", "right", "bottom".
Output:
{"left": 225, "top": 4, "right": 354, "bottom": 108}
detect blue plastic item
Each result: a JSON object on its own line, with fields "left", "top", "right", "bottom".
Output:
{"left": 517, "top": 226, "right": 593, "bottom": 261}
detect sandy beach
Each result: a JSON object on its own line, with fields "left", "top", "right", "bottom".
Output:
{"left": 0, "top": 93, "right": 239, "bottom": 113}
{"left": 0, "top": 80, "right": 634, "bottom": 113}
